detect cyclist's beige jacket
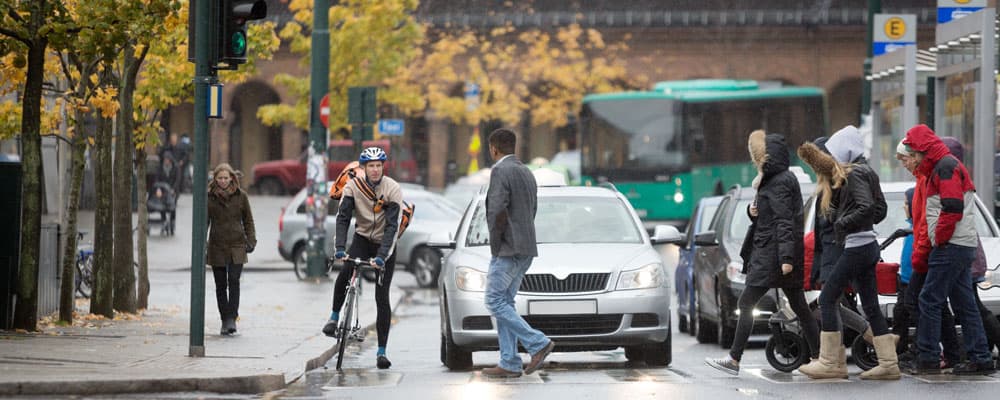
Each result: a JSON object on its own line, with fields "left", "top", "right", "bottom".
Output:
{"left": 341, "top": 176, "right": 403, "bottom": 243}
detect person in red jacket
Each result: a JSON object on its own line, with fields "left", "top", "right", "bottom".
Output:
{"left": 903, "top": 124, "right": 994, "bottom": 375}
{"left": 895, "top": 140, "right": 963, "bottom": 369}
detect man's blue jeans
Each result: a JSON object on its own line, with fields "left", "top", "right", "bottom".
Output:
{"left": 485, "top": 255, "right": 550, "bottom": 372}
{"left": 917, "top": 244, "right": 992, "bottom": 365}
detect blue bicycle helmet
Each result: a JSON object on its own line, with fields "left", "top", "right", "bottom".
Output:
{"left": 359, "top": 147, "right": 387, "bottom": 164}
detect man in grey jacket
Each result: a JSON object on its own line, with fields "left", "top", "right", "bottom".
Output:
{"left": 481, "top": 128, "right": 555, "bottom": 378}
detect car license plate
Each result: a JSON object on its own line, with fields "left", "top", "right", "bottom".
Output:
{"left": 528, "top": 300, "right": 597, "bottom": 315}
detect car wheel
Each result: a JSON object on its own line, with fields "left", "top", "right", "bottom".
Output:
{"left": 410, "top": 247, "right": 441, "bottom": 289}
{"left": 442, "top": 308, "right": 473, "bottom": 370}
{"left": 643, "top": 325, "right": 672, "bottom": 367}
{"left": 292, "top": 244, "right": 307, "bottom": 280}
{"left": 624, "top": 346, "right": 644, "bottom": 363}
{"left": 257, "top": 177, "right": 284, "bottom": 196}
{"left": 717, "top": 293, "right": 736, "bottom": 349}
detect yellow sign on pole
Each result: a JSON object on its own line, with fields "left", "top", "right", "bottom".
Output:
{"left": 883, "top": 17, "right": 907, "bottom": 40}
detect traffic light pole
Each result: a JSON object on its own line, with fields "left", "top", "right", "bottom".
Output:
{"left": 306, "top": 0, "right": 330, "bottom": 279}
{"left": 189, "top": 0, "right": 216, "bottom": 357}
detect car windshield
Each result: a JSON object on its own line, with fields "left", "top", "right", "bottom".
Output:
{"left": 726, "top": 199, "right": 753, "bottom": 248}
{"left": 465, "top": 196, "right": 643, "bottom": 246}
{"left": 409, "top": 194, "right": 462, "bottom": 221}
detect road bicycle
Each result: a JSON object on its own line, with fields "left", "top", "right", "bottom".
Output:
{"left": 76, "top": 231, "right": 95, "bottom": 298}
{"left": 329, "top": 254, "right": 383, "bottom": 371}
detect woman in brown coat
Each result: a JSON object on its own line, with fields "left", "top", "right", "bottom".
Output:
{"left": 207, "top": 163, "right": 256, "bottom": 336}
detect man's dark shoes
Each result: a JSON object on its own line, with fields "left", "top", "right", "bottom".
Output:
{"left": 953, "top": 361, "right": 996, "bottom": 375}
{"left": 377, "top": 355, "right": 392, "bottom": 370}
{"left": 905, "top": 360, "right": 942, "bottom": 375}
{"left": 322, "top": 319, "right": 340, "bottom": 338}
{"left": 482, "top": 366, "right": 522, "bottom": 378}
{"left": 524, "top": 340, "right": 556, "bottom": 375}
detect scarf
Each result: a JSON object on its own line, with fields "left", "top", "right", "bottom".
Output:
{"left": 211, "top": 181, "right": 238, "bottom": 199}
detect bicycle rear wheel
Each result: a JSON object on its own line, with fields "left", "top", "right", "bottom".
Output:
{"left": 336, "top": 288, "right": 357, "bottom": 371}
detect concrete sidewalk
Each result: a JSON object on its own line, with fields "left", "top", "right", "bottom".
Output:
{"left": 0, "top": 267, "right": 410, "bottom": 396}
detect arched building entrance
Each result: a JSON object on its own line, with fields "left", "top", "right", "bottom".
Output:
{"left": 228, "top": 81, "right": 282, "bottom": 172}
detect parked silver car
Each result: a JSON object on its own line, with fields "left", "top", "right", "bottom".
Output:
{"left": 278, "top": 184, "right": 463, "bottom": 287}
{"left": 433, "top": 185, "right": 683, "bottom": 370}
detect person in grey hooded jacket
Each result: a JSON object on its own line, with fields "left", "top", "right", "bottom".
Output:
{"left": 798, "top": 125, "right": 898, "bottom": 380}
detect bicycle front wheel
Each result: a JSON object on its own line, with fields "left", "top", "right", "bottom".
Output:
{"left": 336, "top": 288, "right": 357, "bottom": 371}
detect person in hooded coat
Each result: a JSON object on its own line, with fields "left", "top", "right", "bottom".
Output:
{"left": 902, "top": 127, "right": 995, "bottom": 374}
{"left": 705, "top": 130, "right": 819, "bottom": 376}
{"left": 797, "top": 125, "right": 899, "bottom": 380}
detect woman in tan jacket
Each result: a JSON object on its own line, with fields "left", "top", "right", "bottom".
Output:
{"left": 207, "top": 163, "right": 256, "bottom": 336}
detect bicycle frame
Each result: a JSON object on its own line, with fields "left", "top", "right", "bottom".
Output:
{"left": 333, "top": 255, "right": 382, "bottom": 371}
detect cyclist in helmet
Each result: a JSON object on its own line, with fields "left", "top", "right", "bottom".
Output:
{"left": 323, "top": 146, "right": 404, "bottom": 369}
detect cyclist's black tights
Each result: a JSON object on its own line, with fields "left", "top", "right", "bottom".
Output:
{"left": 332, "top": 234, "right": 397, "bottom": 348}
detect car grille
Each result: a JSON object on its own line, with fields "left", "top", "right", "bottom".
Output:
{"left": 519, "top": 273, "right": 610, "bottom": 293}
{"left": 523, "top": 314, "right": 622, "bottom": 335}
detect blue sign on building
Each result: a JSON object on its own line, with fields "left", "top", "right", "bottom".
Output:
{"left": 377, "top": 119, "right": 405, "bottom": 136}
{"left": 938, "top": 0, "right": 985, "bottom": 24}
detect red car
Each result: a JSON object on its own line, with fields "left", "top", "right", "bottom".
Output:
{"left": 251, "top": 139, "right": 418, "bottom": 195}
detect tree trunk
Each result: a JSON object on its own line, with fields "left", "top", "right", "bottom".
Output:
{"left": 113, "top": 44, "right": 138, "bottom": 313}
{"left": 13, "top": 10, "right": 48, "bottom": 331}
{"left": 136, "top": 145, "right": 150, "bottom": 310}
{"left": 58, "top": 111, "right": 89, "bottom": 323}
{"left": 90, "top": 69, "right": 115, "bottom": 318}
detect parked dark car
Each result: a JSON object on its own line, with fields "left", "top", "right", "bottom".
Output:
{"left": 675, "top": 195, "right": 722, "bottom": 337}
{"left": 691, "top": 178, "right": 813, "bottom": 349}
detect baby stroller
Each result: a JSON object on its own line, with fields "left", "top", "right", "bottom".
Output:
{"left": 764, "top": 228, "right": 911, "bottom": 372}
{"left": 147, "top": 181, "right": 177, "bottom": 236}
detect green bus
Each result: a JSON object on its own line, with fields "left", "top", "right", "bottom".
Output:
{"left": 579, "top": 79, "right": 827, "bottom": 228}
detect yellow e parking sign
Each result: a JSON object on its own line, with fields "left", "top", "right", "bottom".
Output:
{"left": 873, "top": 14, "right": 916, "bottom": 55}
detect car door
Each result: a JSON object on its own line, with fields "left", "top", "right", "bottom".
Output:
{"left": 694, "top": 195, "right": 733, "bottom": 320}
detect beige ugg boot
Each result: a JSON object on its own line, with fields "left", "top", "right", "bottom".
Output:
{"left": 798, "top": 331, "right": 848, "bottom": 379}
{"left": 862, "top": 327, "right": 899, "bottom": 347}
{"left": 859, "top": 334, "right": 901, "bottom": 380}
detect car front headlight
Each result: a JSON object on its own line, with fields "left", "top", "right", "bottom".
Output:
{"left": 456, "top": 266, "right": 487, "bottom": 292}
{"left": 616, "top": 263, "right": 664, "bottom": 290}
{"left": 727, "top": 261, "right": 745, "bottom": 284}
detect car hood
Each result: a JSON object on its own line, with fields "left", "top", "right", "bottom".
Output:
{"left": 452, "top": 243, "right": 658, "bottom": 274}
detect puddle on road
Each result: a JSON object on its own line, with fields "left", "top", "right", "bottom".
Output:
{"left": 281, "top": 368, "right": 403, "bottom": 397}
{"left": 745, "top": 368, "right": 849, "bottom": 384}
{"left": 468, "top": 370, "right": 544, "bottom": 384}
{"left": 604, "top": 368, "right": 688, "bottom": 383}
{"left": 910, "top": 373, "right": 999, "bottom": 383}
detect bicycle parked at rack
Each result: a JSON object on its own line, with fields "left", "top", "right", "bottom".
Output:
{"left": 327, "top": 254, "right": 383, "bottom": 371}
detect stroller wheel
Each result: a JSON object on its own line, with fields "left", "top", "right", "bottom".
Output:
{"left": 851, "top": 334, "right": 877, "bottom": 371}
{"left": 765, "top": 331, "right": 809, "bottom": 372}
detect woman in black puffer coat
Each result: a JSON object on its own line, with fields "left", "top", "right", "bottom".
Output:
{"left": 706, "top": 130, "right": 820, "bottom": 376}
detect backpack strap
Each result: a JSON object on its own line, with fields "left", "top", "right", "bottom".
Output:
{"left": 352, "top": 176, "right": 378, "bottom": 202}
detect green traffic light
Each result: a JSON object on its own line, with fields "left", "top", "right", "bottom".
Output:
{"left": 231, "top": 31, "right": 246, "bottom": 56}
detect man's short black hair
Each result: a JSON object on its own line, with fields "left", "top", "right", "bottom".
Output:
{"left": 488, "top": 128, "right": 517, "bottom": 155}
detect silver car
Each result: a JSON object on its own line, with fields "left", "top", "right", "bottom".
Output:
{"left": 278, "top": 184, "right": 463, "bottom": 287}
{"left": 434, "top": 185, "right": 683, "bottom": 370}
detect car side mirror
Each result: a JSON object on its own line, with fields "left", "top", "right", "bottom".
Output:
{"left": 694, "top": 230, "right": 718, "bottom": 247}
{"left": 428, "top": 231, "right": 456, "bottom": 250}
{"left": 651, "top": 225, "right": 683, "bottom": 245}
